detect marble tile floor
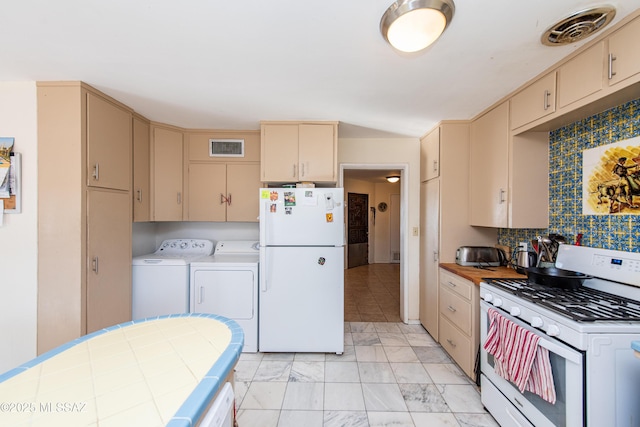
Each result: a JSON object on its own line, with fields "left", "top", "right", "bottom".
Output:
{"left": 344, "top": 263, "right": 402, "bottom": 323}
{"left": 234, "top": 321, "right": 499, "bottom": 427}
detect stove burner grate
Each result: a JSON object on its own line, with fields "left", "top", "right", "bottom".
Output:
{"left": 483, "top": 278, "right": 640, "bottom": 322}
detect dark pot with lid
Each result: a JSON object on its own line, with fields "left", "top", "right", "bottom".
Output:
{"left": 525, "top": 267, "right": 592, "bottom": 290}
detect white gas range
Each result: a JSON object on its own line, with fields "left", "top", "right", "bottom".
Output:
{"left": 479, "top": 245, "right": 640, "bottom": 427}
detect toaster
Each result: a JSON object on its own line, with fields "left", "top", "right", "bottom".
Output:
{"left": 455, "top": 246, "right": 506, "bottom": 267}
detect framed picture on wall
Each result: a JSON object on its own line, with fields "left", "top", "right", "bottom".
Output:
{"left": 583, "top": 136, "right": 640, "bottom": 215}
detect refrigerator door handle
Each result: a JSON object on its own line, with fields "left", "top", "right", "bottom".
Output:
{"left": 260, "top": 248, "right": 267, "bottom": 292}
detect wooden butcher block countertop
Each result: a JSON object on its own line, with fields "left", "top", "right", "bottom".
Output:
{"left": 440, "top": 263, "right": 526, "bottom": 285}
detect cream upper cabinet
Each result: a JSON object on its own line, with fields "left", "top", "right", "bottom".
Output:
{"left": 420, "top": 127, "right": 440, "bottom": 182}
{"left": 87, "top": 92, "right": 132, "bottom": 191}
{"left": 557, "top": 41, "right": 605, "bottom": 109}
{"left": 510, "top": 72, "right": 556, "bottom": 130}
{"left": 607, "top": 16, "right": 640, "bottom": 87}
{"left": 261, "top": 122, "right": 338, "bottom": 183}
{"left": 469, "top": 102, "right": 510, "bottom": 228}
{"left": 133, "top": 115, "right": 150, "bottom": 222}
{"left": 186, "top": 163, "right": 260, "bottom": 222}
{"left": 152, "top": 126, "right": 184, "bottom": 221}
{"left": 470, "top": 102, "right": 548, "bottom": 229}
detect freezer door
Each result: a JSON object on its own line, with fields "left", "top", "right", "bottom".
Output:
{"left": 259, "top": 246, "right": 344, "bottom": 353}
{"left": 259, "top": 188, "right": 344, "bottom": 246}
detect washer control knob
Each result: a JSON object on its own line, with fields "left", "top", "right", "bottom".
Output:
{"left": 531, "top": 317, "right": 544, "bottom": 328}
{"left": 510, "top": 307, "right": 521, "bottom": 317}
{"left": 546, "top": 325, "right": 560, "bottom": 337}
{"left": 483, "top": 293, "right": 493, "bottom": 302}
{"left": 493, "top": 298, "right": 503, "bottom": 307}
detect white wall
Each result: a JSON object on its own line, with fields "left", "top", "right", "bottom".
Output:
{"left": 339, "top": 137, "right": 421, "bottom": 322}
{"left": 0, "top": 82, "right": 38, "bottom": 373}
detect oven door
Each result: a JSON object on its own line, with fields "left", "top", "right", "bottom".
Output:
{"left": 480, "top": 301, "right": 585, "bottom": 427}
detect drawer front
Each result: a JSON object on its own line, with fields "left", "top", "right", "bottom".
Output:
{"left": 439, "top": 315, "right": 472, "bottom": 377}
{"left": 439, "top": 270, "right": 472, "bottom": 300}
{"left": 439, "top": 286, "right": 472, "bottom": 335}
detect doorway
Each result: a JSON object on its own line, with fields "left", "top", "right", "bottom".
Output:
{"left": 347, "top": 192, "right": 369, "bottom": 268}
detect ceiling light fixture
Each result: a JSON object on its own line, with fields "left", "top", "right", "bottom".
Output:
{"left": 380, "top": 0, "right": 455, "bottom": 53}
{"left": 386, "top": 176, "right": 400, "bottom": 183}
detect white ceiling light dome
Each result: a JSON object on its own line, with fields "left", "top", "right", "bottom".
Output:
{"left": 380, "top": 0, "right": 455, "bottom": 53}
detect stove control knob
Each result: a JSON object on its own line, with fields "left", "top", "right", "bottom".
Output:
{"left": 493, "top": 298, "right": 503, "bottom": 307}
{"left": 531, "top": 317, "right": 544, "bottom": 328}
{"left": 546, "top": 325, "right": 560, "bottom": 337}
{"left": 483, "top": 294, "right": 493, "bottom": 302}
{"left": 180, "top": 242, "right": 188, "bottom": 249}
{"left": 510, "top": 307, "right": 521, "bottom": 317}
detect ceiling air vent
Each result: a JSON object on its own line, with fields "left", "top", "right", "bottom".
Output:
{"left": 541, "top": 6, "right": 616, "bottom": 46}
{"left": 209, "top": 139, "right": 244, "bottom": 157}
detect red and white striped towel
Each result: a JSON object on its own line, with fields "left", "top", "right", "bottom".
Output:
{"left": 483, "top": 308, "right": 556, "bottom": 404}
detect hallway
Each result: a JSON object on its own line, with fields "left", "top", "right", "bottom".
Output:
{"left": 345, "top": 263, "right": 401, "bottom": 322}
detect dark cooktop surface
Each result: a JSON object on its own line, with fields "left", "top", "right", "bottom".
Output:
{"left": 483, "top": 278, "right": 640, "bottom": 322}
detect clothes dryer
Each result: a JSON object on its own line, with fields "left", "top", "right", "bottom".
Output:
{"left": 190, "top": 241, "right": 259, "bottom": 352}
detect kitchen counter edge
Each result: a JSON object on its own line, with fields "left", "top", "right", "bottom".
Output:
{"left": 439, "top": 263, "right": 526, "bottom": 285}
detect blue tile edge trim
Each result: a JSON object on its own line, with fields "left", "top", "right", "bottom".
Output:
{"left": 0, "top": 313, "right": 244, "bottom": 427}
{"left": 632, "top": 341, "right": 640, "bottom": 352}
{"left": 168, "top": 313, "right": 244, "bottom": 426}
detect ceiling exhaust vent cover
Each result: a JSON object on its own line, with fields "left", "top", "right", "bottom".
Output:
{"left": 541, "top": 6, "right": 616, "bottom": 46}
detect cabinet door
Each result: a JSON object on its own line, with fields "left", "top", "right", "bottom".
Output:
{"left": 419, "top": 179, "right": 439, "bottom": 340}
{"left": 607, "top": 16, "right": 640, "bottom": 87}
{"left": 86, "top": 189, "right": 131, "bottom": 333}
{"left": 510, "top": 72, "right": 556, "bottom": 129}
{"left": 227, "top": 164, "right": 261, "bottom": 222}
{"left": 298, "top": 124, "right": 336, "bottom": 181}
{"left": 420, "top": 127, "right": 440, "bottom": 182}
{"left": 133, "top": 117, "right": 150, "bottom": 222}
{"left": 261, "top": 124, "right": 299, "bottom": 182}
{"left": 87, "top": 92, "right": 132, "bottom": 191}
{"left": 153, "top": 127, "right": 183, "bottom": 221}
{"left": 188, "top": 163, "right": 227, "bottom": 221}
{"left": 557, "top": 42, "right": 604, "bottom": 109}
{"left": 469, "top": 102, "right": 509, "bottom": 228}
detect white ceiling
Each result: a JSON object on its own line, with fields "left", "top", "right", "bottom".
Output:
{"left": 2, "top": 1, "right": 639, "bottom": 138}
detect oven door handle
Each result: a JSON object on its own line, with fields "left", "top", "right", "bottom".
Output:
{"left": 481, "top": 301, "right": 583, "bottom": 364}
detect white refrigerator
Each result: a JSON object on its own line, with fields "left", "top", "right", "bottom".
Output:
{"left": 259, "top": 187, "right": 344, "bottom": 353}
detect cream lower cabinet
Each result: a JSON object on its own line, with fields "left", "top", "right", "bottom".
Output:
{"left": 152, "top": 125, "right": 184, "bottom": 221}
{"left": 86, "top": 188, "right": 132, "bottom": 333}
{"left": 419, "top": 179, "right": 439, "bottom": 340}
{"left": 187, "top": 163, "right": 261, "bottom": 222}
{"left": 438, "top": 269, "right": 479, "bottom": 379}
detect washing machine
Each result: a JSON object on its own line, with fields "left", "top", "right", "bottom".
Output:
{"left": 132, "top": 239, "right": 213, "bottom": 320}
{"left": 190, "top": 241, "right": 259, "bottom": 352}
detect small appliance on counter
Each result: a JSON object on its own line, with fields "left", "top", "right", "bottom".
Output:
{"left": 455, "top": 246, "right": 506, "bottom": 267}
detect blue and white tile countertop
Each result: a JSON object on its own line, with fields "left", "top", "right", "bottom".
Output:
{"left": 633, "top": 341, "right": 640, "bottom": 359}
{"left": 0, "top": 313, "right": 244, "bottom": 427}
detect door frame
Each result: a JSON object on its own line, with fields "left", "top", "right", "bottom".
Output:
{"left": 339, "top": 163, "right": 409, "bottom": 324}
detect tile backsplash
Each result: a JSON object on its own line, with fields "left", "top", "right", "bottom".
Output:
{"left": 498, "top": 97, "right": 640, "bottom": 253}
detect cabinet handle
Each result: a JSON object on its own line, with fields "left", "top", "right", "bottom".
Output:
{"left": 136, "top": 189, "right": 142, "bottom": 203}
{"left": 220, "top": 193, "right": 226, "bottom": 205}
{"left": 543, "top": 90, "right": 551, "bottom": 111}
{"left": 433, "top": 160, "right": 438, "bottom": 172}
{"left": 177, "top": 192, "right": 182, "bottom": 204}
{"left": 447, "top": 281, "right": 457, "bottom": 287}
{"left": 433, "top": 251, "right": 438, "bottom": 262}
{"left": 608, "top": 53, "right": 617, "bottom": 80}
{"left": 92, "top": 257, "right": 99, "bottom": 274}
{"left": 292, "top": 164, "right": 297, "bottom": 177}
{"left": 499, "top": 188, "right": 506, "bottom": 203}
{"left": 227, "top": 193, "right": 232, "bottom": 206}
{"left": 446, "top": 338, "right": 457, "bottom": 348}
{"left": 199, "top": 286, "right": 204, "bottom": 304}
{"left": 447, "top": 305, "right": 457, "bottom": 313}
{"left": 92, "top": 163, "right": 99, "bottom": 181}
